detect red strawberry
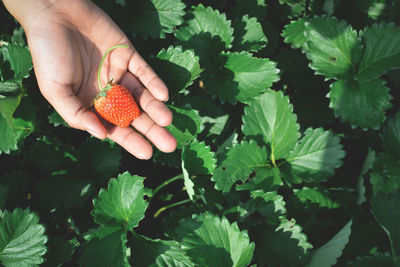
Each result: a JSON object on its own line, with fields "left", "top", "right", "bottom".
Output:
{"left": 94, "top": 83, "right": 140, "bottom": 127}
{"left": 93, "top": 45, "right": 140, "bottom": 127}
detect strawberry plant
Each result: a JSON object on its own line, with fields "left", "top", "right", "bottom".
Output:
{"left": 1, "top": 0, "right": 400, "bottom": 266}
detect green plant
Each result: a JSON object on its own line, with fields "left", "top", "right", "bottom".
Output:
{"left": 1, "top": 0, "right": 400, "bottom": 266}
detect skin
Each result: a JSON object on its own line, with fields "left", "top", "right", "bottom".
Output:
{"left": 2, "top": 0, "right": 177, "bottom": 159}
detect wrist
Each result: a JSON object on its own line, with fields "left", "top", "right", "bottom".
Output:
{"left": 1, "top": 0, "right": 58, "bottom": 31}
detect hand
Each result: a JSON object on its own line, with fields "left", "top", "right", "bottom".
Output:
{"left": 2, "top": 0, "right": 177, "bottom": 159}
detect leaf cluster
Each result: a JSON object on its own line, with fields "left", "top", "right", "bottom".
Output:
{"left": 1, "top": 0, "right": 400, "bottom": 266}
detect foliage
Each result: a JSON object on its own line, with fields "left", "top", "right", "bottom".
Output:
{"left": 1, "top": 0, "right": 400, "bottom": 265}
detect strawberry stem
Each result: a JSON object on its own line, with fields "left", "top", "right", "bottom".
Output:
{"left": 97, "top": 44, "right": 129, "bottom": 91}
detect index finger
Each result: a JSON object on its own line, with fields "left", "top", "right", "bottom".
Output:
{"left": 128, "top": 50, "right": 169, "bottom": 102}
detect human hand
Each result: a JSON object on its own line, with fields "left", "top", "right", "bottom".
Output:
{"left": 2, "top": 0, "right": 177, "bottom": 159}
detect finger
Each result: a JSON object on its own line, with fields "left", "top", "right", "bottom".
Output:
{"left": 132, "top": 113, "right": 177, "bottom": 153}
{"left": 43, "top": 83, "right": 107, "bottom": 139}
{"left": 106, "top": 126, "right": 153, "bottom": 160}
{"left": 120, "top": 72, "right": 173, "bottom": 127}
{"left": 128, "top": 50, "right": 169, "bottom": 101}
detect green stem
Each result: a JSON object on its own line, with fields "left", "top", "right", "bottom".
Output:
{"left": 271, "top": 145, "right": 277, "bottom": 167}
{"left": 97, "top": 44, "right": 128, "bottom": 91}
{"left": 153, "top": 199, "right": 192, "bottom": 218}
{"left": 152, "top": 174, "right": 184, "bottom": 199}
{"left": 13, "top": 126, "right": 32, "bottom": 131}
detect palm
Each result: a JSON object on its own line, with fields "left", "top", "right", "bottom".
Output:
{"left": 25, "top": 1, "right": 176, "bottom": 159}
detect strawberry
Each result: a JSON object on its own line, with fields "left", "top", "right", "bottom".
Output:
{"left": 94, "top": 83, "right": 140, "bottom": 127}
{"left": 93, "top": 45, "right": 140, "bottom": 127}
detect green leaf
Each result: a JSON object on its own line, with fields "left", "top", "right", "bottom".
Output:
{"left": 174, "top": 212, "right": 255, "bottom": 267}
{"left": 212, "top": 141, "right": 274, "bottom": 193}
{"left": 152, "top": 46, "right": 202, "bottom": 99}
{"left": 0, "top": 208, "right": 47, "bottom": 266}
{"left": 9, "top": 27, "right": 26, "bottom": 46}
{"left": 0, "top": 94, "right": 20, "bottom": 132}
{"left": 37, "top": 173, "right": 94, "bottom": 210}
{"left": 347, "top": 254, "right": 400, "bottom": 267}
{"left": 92, "top": 172, "right": 148, "bottom": 231}
{"left": 283, "top": 128, "right": 345, "bottom": 184}
{"left": 175, "top": 4, "right": 233, "bottom": 49}
{"left": 277, "top": 217, "right": 313, "bottom": 252}
{"left": 28, "top": 136, "right": 76, "bottom": 172}
{"left": 166, "top": 106, "right": 202, "bottom": 149}
{"left": 43, "top": 236, "right": 78, "bottom": 267}
{"left": 182, "top": 141, "right": 216, "bottom": 176}
{"left": 294, "top": 187, "right": 341, "bottom": 209}
{"left": 370, "top": 153, "right": 400, "bottom": 194}
{"left": 201, "top": 113, "right": 230, "bottom": 142}
{"left": 321, "top": 0, "right": 340, "bottom": 15}
{"left": 235, "top": 165, "right": 282, "bottom": 192}
{"left": 130, "top": 234, "right": 194, "bottom": 267}
{"left": 357, "top": 148, "right": 376, "bottom": 204}
{"left": 368, "top": 2, "right": 387, "bottom": 20}
{"left": 115, "top": 0, "right": 126, "bottom": 6}
{"left": 0, "top": 44, "right": 32, "bottom": 82}
{"left": 304, "top": 16, "right": 362, "bottom": 80}
{"left": 79, "top": 229, "right": 128, "bottom": 267}
{"left": 328, "top": 79, "right": 392, "bottom": 129}
{"left": 306, "top": 220, "right": 352, "bottom": 267}
{"left": 279, "top": 0, "right": 306, "bottom": 17}
{"left": 240, "top": 191, "right": 287, "bottom": 223}
{"left": 0, "top": 95, "right": 35, "bottom": 154}
{"left": 356, "top": 22, "right": 400, "bottom": 81}
{"left": 242, "top": 89, "right": 300, "bottom": 161}
{"left": 0, "top": 95, "right": 20, "bottom": 121}
{"left": 173, "top": 94, "right": 230, "bottom": 143}
{"left": 48, "top": 110, "right": 68, "bottom": 127}
{"left": 182, "top": 160, "right": 195, "bottom": 200}
{"left": 252, "top": 218, "right": 312, "bottom": 266}
{"left": 0, "top": 114, "right": 17, "bottom": 154}
{"left": 282, "top": 18, "right": 307, "bottom": 49}
{"left": 382, "top": 111, "right": 400, "bottom": 159}
{"left": 232, "top": 15, "right": 267, "bottom": 52}
{"left": 124, "top": 0, "right": 185, "bottom": 38}
{"left": 11, "top": 95, "right": 35, "bottom": 142}
{"left": 371, "top": 193, "right": 400, "bottom": 255}
{"left": 77, "top": 138, "right": 122, "bottom": 182}
{"left": 175, "top": 4, "right": 233, "bottom": 72}
{"left": 0, "top": 81, "right": 20, "bottom": 94}
{"left": 206, "top": 52, "right": 279, "bottom": 104}
{"left": 215, "top": 131, "right": 239, "bottom": 160}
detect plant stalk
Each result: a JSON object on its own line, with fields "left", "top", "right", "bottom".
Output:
{"left": 153, "top": 199, "right": 192, "bottom": 218}
{"left": 152, "top": 174, "right": 184, "bottom": 199}
{"left": 97, "top": 44, "right": 128, "bottom": 91}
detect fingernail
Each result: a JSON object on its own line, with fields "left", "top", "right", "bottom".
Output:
{"left": 87, "top": 129, "right": 104, "bottom": 140}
